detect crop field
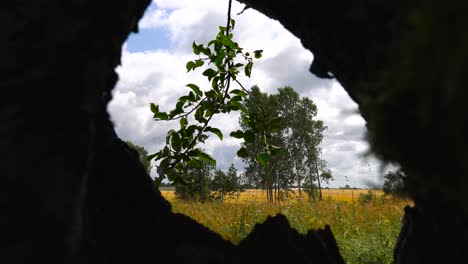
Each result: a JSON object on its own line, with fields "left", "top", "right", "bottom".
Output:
{"left": 160, "top": 189, "right": 410, "bottom": 264}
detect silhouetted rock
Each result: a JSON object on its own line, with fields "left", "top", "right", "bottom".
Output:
{"left": 237, "top": 214, "right": 345, "bottom": 264}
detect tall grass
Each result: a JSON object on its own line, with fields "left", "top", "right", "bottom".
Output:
{"left": 163, "top": 190, "right": 408, "bottom": 264}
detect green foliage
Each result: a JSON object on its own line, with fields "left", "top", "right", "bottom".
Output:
{"left": 174, "top": 160, "right": 213, "bottom": 203}
{"left": 358, "top": 190, "right": 376, "bottom": 205}
{"left": 210, "top": 164, "right": 244, "bottom": 200}
{"left": 382, "top": 170, "right": 407, "bottom": 197}
{"left": 148, "top": 15, "right": 268, "bottom": 186}
{"left": 125, "top": 141, "right": 152, "bottom": 175}
{"left": 240, "top": 86, "right": 329, "bottom": 202}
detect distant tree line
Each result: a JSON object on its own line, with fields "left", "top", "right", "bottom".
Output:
{"left": 172, "top": 162, "right": 244, "bottom": 202}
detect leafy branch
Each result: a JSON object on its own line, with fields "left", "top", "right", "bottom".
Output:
{"left": 148, "top": 1, "right": 281, "bottom": 185}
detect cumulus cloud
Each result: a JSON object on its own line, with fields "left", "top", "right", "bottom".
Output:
{"left": 108, "top": 0, "right": 385, "bottom": 187}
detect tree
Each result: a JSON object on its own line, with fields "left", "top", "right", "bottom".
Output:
{"left": 174, "top": 160, "right": 213, "bottom": 202}
{"left": 239, "top": 86, "right": 286, "bottom": 203}
{"left": 272, "top": 87, "right": 304, "bottom": 196}
{"left": 125, "top": 141, "right": 152, "bottom": 175}
{"left": 239, "top": 86, "right": 329, "bottom": 203}
{"left": 210, "top": 164, "right": 243, "bottom": 201}
{"left": 382, "top": 170, "right": 407, "bottom": 197}
{"left": 273, "top": 87, "right": 330, "bottom": 200}
{"left": 303, "top": 161, "right": 333, "bottom": 201}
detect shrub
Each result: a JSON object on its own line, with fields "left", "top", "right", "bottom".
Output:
{"left": 358, "top": 190, "right": 375, "bottom": 204}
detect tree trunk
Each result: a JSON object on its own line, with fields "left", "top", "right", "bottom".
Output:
{"left": 296, "top": 163, "right": 302, "bottom": 197}
{"left": 308, "top": 167, "right": 316, "bottom": 202}
{"left": 314, "top": 158, "right": 323, "bottom": 201}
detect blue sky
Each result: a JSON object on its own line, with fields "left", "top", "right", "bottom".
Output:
{"left": 109, "top": 0, "right": 390, "bottom": 188}
{"left": 126, "top": 28, "right": 171, "bottom": 52}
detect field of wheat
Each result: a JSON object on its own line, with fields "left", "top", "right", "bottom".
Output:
{"left": 160, "top": 188, "right": 384, "bottom": 203}
{"left": 160, "top": 189, "right": 409, "bottom": 264}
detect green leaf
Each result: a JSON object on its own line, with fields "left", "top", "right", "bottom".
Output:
{"left": 150, "top": 103, "right": 159, "bottom": 114}
{"left": 187, "top": 91, "right": 197, "bottom": 102}
{"left": 194, "top": 107, "right": 207, "bottom": 123}
{"left": 208, "top": 40, "right": 216, "bottom": 47}
{"left": 230, "top": 130, "right": 244, "bottom": 139}
{"left": 171, "top": 133, "right": 181, "bottom": 152}
{"left": 180, "top": 117, "right": 188, "bottom": 128}
{"left": 201, "top": 47, "right": 211, "bottom": 56}
{"left": 186, "top": 83, "right": 202, "bottom": 97}
{"left": 176, "top": 100, "right": 185, "bottom": 112}
{"left": 205, "top": 90, "right": 216, "bottom": 98}
{"left": 254, "top": 50, "right": 263, "bottom": 59}
{"left": 204, "top": 109, "right": 212, "bottom": 117}
{"left": 169, "top": 107, "right": 184, "bottom": 118}
{"left": 192, "top": 41, "right": 200, "bottom": 55}
{"left": 193, "top": 59, "right": 204, "bottom": 69}
{"left": 245, "top": 61, "right": 253, "bottom": 77}
{"left": 147, "top": 152, "right": 159, "bottom": 161}
{"left": 220, "top": 35, "right": 237, "bottom": 49}
{"left": 228, "top": 104, "right": 239, "bottom": 111}
{"left": 211, "top": 76, "right": 220, "bottom": 89}
{"left": 186, "top": 125, "right": 197, "bottom": 138}
{"left": 231, "top": 95, "right": 243, "bottom": 102}
{"left": 230, "top": 19, "right": 235, "bottom": 30}
{"left": 202, "top": 68, "right": 218, "bottom": 81}
{"left": 187, "top": 157, "right": 204, "bottom": 168}
{"left": 162, "top": 146, "right": 170, "bottom": 156}
{"left": 186, "top": 61, "right": 195, "bottom": 72}
{"left": 166, "top": 129, "right": 175, "bottom": 144}
{"left": 237, "top": 147, "right": 249, "bottom": 158}
{"left": 231, "top": 101, "right": 247, "bottom": 114}
{"left": 196, "top": 150, "right": 216, "bottom": 165}
{"left": 244, "top": 130, "right": 255, "bottom": 143}
{"left": 214, "top": 52, "right": 225, "bottom": 68}
{"left": 205, "top": 127, "right": 223, "bottom": 140}
{"left": 198, "top": 134, "right": 209, "bottom": 143}
{"left": 229, "top": 89, "right": 247, "bottom": 97}
{"left": 256, "top": 153, "right": 269, "bottom": 167}
{"left": 153, "top": 112, "right": 169, "bottom": 120}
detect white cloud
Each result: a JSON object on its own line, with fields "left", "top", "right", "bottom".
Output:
{"left": 139, "top": 8, "right": 170, "bottom": 29}
{"left": 108, "top": 0, "right": 385, "bottom": 188}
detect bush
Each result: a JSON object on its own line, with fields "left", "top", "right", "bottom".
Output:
{"left": 358, "top": 190, "right": 375, "bottom": 204}
{"left": 210, "top": 164, "right": 243, "bottom": 201}
{"left": 382, "top": 170, "right": 407, "bottom": 197}
{"left": 174, "top": 162, "right": 212, "bottom": 203}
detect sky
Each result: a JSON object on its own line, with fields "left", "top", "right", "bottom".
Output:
{"left": 108, "top": 0, "right": 390, "bottom": 188}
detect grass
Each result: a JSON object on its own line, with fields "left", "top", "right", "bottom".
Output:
{"left": 161, "top": 189, "right": 409, "bottom": 264}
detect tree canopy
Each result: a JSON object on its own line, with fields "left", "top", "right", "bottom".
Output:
{"left": 240, "top": 86, "right": 330, "bottom": 202}
{"left": 125, "top": 141, "right": 152, "bottom": 175}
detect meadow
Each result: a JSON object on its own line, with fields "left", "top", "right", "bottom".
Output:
{"left": 161, "top": 189, "right": 409, "bottom": 264}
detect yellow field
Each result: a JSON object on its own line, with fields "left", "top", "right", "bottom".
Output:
{"left": 160, "top": 188, "right": 385, "bottom": 203}
{"left": 159, "top": 188, "right": 411, "bottom": 263}
{"left": 161, "top": 190, "right": 409, "bottom": 264}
